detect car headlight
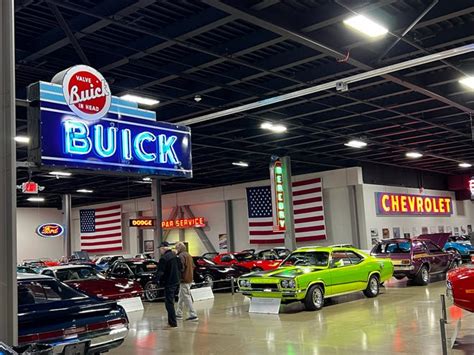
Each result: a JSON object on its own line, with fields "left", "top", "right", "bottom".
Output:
{"left": 280, "top": 279, "right": 296, "bottom": 288}
{"left": 239, "top": 279, "right": 251, "bottom": 288}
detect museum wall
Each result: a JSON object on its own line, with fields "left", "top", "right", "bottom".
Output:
{"left": 360, "top": 184, "right": 474, "bottom": 248}
{"left": 69, "top": 167, "right": 363, "bottom": 256}
{"left": 17, "top": 207, "right": 64, "bottom": 262}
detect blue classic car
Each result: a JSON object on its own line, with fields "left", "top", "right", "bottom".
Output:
{"left": 18, "top": 273, "right": 129, "bottom": 354}
{"left": 445, "top": 235, "right": 474, "bottom": 262}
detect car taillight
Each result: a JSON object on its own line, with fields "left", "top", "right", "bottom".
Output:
{"left": 87, "top": 321, "right": 108, "bottom": 331}
{"left": 19, "top": 329, "right": 64, "bottom": 344}
{"left": 401, "top": 259, "right": 411, "bottom": 265}
{"left": 108, "top": 318, "right": 127, "bottom": 329}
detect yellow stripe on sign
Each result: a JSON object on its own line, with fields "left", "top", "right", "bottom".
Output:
{"left": 466, "top": 289, "right": 474, "bottom": 294}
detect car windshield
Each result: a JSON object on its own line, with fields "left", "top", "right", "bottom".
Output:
{"left": 282, "top": 251, "right": 329, "bottom": 267}
{"left": 127, "top": 261, "right": 158, "bottom": 275}
{"left": 18, "top": 279, "right": 87, "bottom": 306}
{"left": 234, "top": 253, "right": 254, "bottom": 261}
{"left": 375, "top": 242, "right": 411, "bottom": 254}
{"left": 56, "top": 267, "right": 99, "bottom": 281}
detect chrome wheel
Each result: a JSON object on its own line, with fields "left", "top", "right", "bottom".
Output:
{"left": 145, "top": 283, "right": 159, "bottom": 301}
{"left": 312, "top": 287, "right": 323, "bottom": 308}
{"left": 421, "top": 267, "right": 429, "bottom": 283}
{"left": 369, "top": 278, "right": 378, "bottom": 294}
{"left": 204, "top": 274, "right": 214, "bottom": 289}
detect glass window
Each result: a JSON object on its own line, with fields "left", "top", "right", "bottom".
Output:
{"left": 257, "top": 250, "right": 278, "bottom": 260}
{"left": 344, "top": 251, "right": 363, "bottom": 264}
{"left": 376, "top": 242, "right": 411, "bottom": 254}
{"left": 42, "top": 270, "right": 54, "bottom": 277}
{"left": 234, "top": 253, "right": 254, "bottom": 262}
{"left": 412, "top": 241, "right": 427, "bottom": 254}
{"left": 282, "top": 252, "right": 329, "bottom": 267}
{"left": 220, "top": 255, "right": 234, "bottom": 263}
{"left": 18, "top": 280, "right": 86, "bottom": 305}
{"left": 425, "top": 241, "right": 443, "bottom": 253}
{"left": 331, "top": 252, "right": 352, "bottom": 267}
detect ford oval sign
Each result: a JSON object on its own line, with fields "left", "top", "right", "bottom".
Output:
{"left": 36, "top": 223, "right": 64, "bottom": 238}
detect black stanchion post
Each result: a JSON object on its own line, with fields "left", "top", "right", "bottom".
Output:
{"left": 440, "top": 294, "right": 447, "bottom": 322}
{"left": 439, "top": 318, "right": 448, "bottom": 355}
{"left": 231, "top": 277, "right": 235, "bottom": 295}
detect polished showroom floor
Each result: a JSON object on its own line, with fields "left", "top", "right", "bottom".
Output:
{"left": 115, "top": 277, "right": 474, "bottom": 355}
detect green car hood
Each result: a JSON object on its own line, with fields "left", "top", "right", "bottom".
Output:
{"left": 248, "top": 266, "right": 327, "bottom": 279}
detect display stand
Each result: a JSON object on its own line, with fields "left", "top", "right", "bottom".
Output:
{"left": 191, "top": 287, "right": 214, "bottom": 302}
{"left": 249, "top": 298, "right": 281, "bottom": 314}
{"left": 117, "top": 297, "right": 144, "bottom": 315}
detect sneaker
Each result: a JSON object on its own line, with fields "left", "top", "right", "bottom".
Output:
{"left": 176, "top": 315, "right": 183, "bottom": 320}
{"left": 186, "top": 316, "right": 199, "bottom": 321}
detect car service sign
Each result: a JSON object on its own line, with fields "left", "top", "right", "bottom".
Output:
{"left": 52, "top": 65, "right": 111, "bottom": 120}
{"left": 36, "top": 223, "right": 64, "bottom": 238}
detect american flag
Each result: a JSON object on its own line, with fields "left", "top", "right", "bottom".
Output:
{"left": 247, "top": 178, "right": 326, "bottom": 244}
{"left": 80, "top": 205, "right": 123, "bottom": 253}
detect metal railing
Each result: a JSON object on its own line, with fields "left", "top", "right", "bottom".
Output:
{"left": 144, "top": 277, "right": 238, "bottom": 302}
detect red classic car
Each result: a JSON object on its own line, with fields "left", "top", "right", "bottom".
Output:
{"left": 447, "top": 266, "right": 474, "bottom": 313}
{"left": 41, "top": 265, "right": 143, "bottom": 300}
{"left": 212, "top": 248, "right": 290, "bottom": 271}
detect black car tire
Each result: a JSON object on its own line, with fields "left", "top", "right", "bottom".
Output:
{"left": 415, "top": 265, "right": 430, "bottom": 286}
{"left": 363, "top": 275, "right": 380, "bottom": 298}
{"left": 304, "top": 284, "right": 324, "bottom": 311}
{"left": 144, "top": 281, "right": 160, "bottom": 301}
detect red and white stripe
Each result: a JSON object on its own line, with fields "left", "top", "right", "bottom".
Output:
{"left": 249, "top": 178, "right": 326, "bottom": 244}
{"left": 81, "top": 205, "right": 123, "bottom": 253}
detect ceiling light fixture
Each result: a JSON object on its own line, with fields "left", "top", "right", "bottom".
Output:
{"left": 343, "top": 15, "right": 388, "bottom": 38}
{"left": 142, "top": 177, "right": 152, "bottom": 182}
{"left": 406, "top": 151, "right": 423, "bottom": 159}
{"left": 27, "top": 197, "right": 45, "bottom": 202}
{"left": 49, "top": 171, "right": 72, "bottom": 177}
{"left": 232, "top": 161, "right": 249, "bottom": 167}
{"left": 194, "top": 95, "right": 202, "bottom": 102}
{"left": 120, "top": 94, "right": 160, "bottom": 106}
{"left": 459, "top": 76, "right": 474, "bottom": 90}
{"left": 77, "top": 189, "right": 93, "bottom": 193}
{"left": 260, "top": 122, "right": 287, "bottom": 133}
{"left": 14, "top": 136, "right": 30, "bottom": 143}
{"left": 344, "top": 139, "right": 367, "bottom": 148}
{"left": 459, "top": 162, "right": 472, "bottom": 168}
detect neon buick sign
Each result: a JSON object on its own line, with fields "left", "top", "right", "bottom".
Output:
{"left": 28, "top": 65, "right": 192, "bottom": 177}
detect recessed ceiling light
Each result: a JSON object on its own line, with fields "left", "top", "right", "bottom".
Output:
{"left": 120, "top": 94, "right": 160, "bottom": 106}
{"left": 77, "top": 189, "right": 93, "bottom": 193}
{"left": 459, "top": 77, "right": 474, "bottom": 90}
{"left": 14, "top": 136, "right": 30, "bottom": 143}
{"left": 343, "top": 15, "right": 388, "bottom": 38}
{"left": 27, "top": 197, "right": 45, "bottom": 202}
{"left": 344, "top": 139, "right": 367, "bottom": 148}
{"left": 459, "top": 162, "right": 472, "bottom": 168}
{"left": 406, "top": 151, "right": 423, "bottom": 159}
{"left": 49, "top": 171, "right": 72, "bottom": 177}
{"left": 232, "top": 161, "right": 249, "bottom": 167}
{"left": 142, "top": 177, "right": 152, "bottom": 182}
{"left": 260, "top": 122, "right": 287, "bottom": 133}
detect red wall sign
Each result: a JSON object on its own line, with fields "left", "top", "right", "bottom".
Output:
{"left": 375, "top": 192, "right": 453, "bottom": 216}
{"left": 162, "top": 217, "right": 206, "bottom": 229}
{"left": 22, "top": 181, "right": 39, "bottom": 194}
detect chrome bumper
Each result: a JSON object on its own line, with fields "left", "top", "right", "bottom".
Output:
{"left": 394, "top": 265, "right": 415, "bottom": 271}
{"left": 48, "top": 326, "right": 128, "bottom": 354}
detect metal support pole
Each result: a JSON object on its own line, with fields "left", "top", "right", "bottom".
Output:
{"left": 137, "top": 211, "right": 144, "bottom": 253}
{"left": 0, "top": 0, "right": 17, "bottom": 345}
{"left": 151, "top": 179, "right": 163, "bottom": 249}
{"left": 62, "top": 194, "right": 72, "bottom": 257}
{"left": 439, "top": 318, "right": 448, "bottom": 355}
{"left": 183, "top": 205, "right": 217, "bottom": 253}
{"left": 440, "top": 294, "right": 447, "bottom": 322}
{"left": 225, "top": 200, "right": 235, "bottom": 252}
{"left": 163, "top": 206, "right": 178, "bottom": 241}
{"left": 281, "top": 157, "right": 296, "bottom": 251}
{"left": 231, "top": 277, "right": 235, "bottom": 295}
{"left": 178, "top": 207, "right": 185, "bottom": 242}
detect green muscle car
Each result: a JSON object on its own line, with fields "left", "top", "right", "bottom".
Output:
{"left": 238, "top": 246, "right": 394, "bottom": 311}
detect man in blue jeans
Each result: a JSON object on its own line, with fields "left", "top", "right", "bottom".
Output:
{"left": 157, "top": 241, "right": 181, "bottom": 328}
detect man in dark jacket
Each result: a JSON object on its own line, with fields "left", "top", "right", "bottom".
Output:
{"left": 157, "top": 241, "right": 181, "bottom": 328}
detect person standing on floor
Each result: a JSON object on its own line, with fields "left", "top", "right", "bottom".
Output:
{"left": 157, "top": 241, "right": 181, "bottom": 328}
{"left": 175, "top": 242, "right": 199, "bottom": 321}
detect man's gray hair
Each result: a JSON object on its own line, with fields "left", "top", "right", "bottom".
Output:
{"left": 175, "top": 241, "right": 187, "bottom": 253}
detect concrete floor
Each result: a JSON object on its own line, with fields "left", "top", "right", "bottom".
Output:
{"left": 115, "top": 277, "right": 474, "bottom": 355}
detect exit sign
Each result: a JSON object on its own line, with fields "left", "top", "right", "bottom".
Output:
{"left": 270, "top": 159, "right": 286, "bottom": 232}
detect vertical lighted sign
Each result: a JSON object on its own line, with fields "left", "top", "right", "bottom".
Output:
{"left": 469, "top": 177, "right": 474, "bottom": 200}
{"left": 270, "top": 159, "right": 286, "bottom": 232}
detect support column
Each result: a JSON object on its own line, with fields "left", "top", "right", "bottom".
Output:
{"left": 136, "top": 211, "right": 144, "bottom": 253}
{"left": 151, "top": 179, "right": 163, "bottom": 249}
{"left": 178, "top": 207, "right": 185, "bottom": 242}
{"left": 62, "top": 194, "right": 72, "bottom": 257}
{"left": 282, "top": 156, "right": 296, "bottom": 251}
{"left": 0, "top": 0, "right": 17, "bottom": 344}
{"left": 225, "top": 200, "right": 235, "bottom": 252}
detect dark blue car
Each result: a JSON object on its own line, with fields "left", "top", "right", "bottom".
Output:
{"left": 18, "top": 273, "right": 129, "bottom": 354}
